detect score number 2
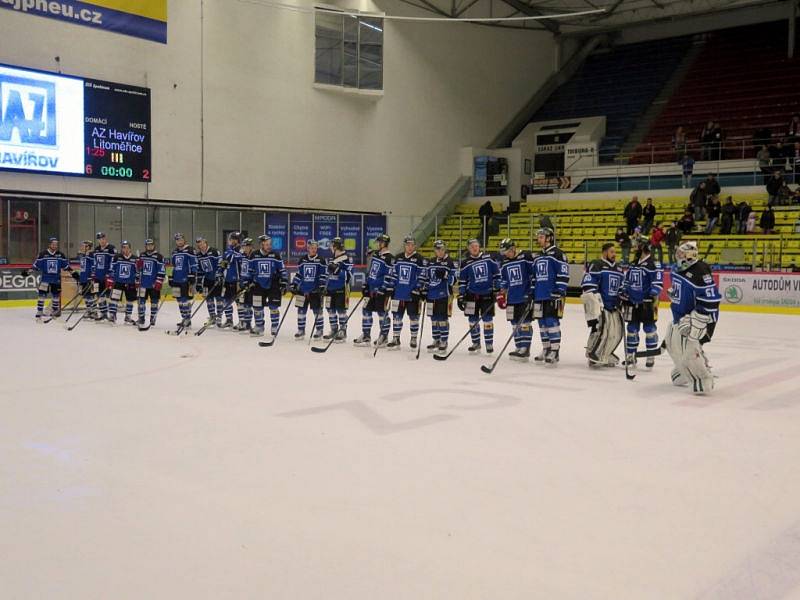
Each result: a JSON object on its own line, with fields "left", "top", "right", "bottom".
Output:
{"left": 142, "top": 169, "right": 150, "bottom": 180}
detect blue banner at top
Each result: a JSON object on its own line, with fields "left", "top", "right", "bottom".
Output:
{"left": 0, "top": 0, "right": 168, "bottom": 44}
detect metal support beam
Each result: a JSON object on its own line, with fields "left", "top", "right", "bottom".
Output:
{"left": 790, "top": 0, "right": 797, "bottom": 59}
{"left": 496, "top": 0, "right": 559, "bottom": 32}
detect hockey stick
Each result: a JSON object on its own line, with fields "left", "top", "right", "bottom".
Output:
{"left": 190, "top": 281, "right": 242, "bottom": 337}
{"left": 415, "top": 299, "right": 426, "bottom": 360}
{"left": 433, "top": 303, "right": 495, "bottom": 361}
{"left": 66, "top": 287, "right": 110, "bottom": 331}
{"left": 137, "top": 296, "right": 167, "bottom": 331}
{"left": 258, "top": 293, "right": 295, "bottom": 347}
{"left": 310, "top": 296, "right": 365, "bottom": 353}
{"left": 481, "top": 305, "right": 532, "bottom": 374}
{"left": 43, "top": 282, "right": 91, "bottom": 323}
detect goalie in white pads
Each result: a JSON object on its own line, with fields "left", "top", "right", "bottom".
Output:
{"left": 664, "top": 241, "right": 721, "bottom": 394}
{"left": 580, "top": 242, "right": 625, "bottom": 367}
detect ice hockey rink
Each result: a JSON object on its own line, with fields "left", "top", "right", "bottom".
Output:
{"left": 1, "top": 302, "right": 799, "bottom": 599}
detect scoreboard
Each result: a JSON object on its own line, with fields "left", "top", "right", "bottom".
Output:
{"left": 0, "top": 63, "right": 151, "bottom": 182}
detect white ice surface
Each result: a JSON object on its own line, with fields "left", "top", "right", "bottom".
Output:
{"left": 1, "top": 303, "right": 800, "bottom": 600}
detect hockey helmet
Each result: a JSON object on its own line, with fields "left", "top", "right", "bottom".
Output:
{"left": 48, "top": 236, "right": 58, "bottom": 243}
{"left": 675, "top": 241, "right": 699, "bottom": 271}
{"left": 637, "top": 240, "right": 653, "bottom": 256}
{"left": 499, "top": 238, "right": 515, "bottom": 252}
{"left": 173, "top": 233, "right": 186, "bottom": 243}
{"left": 243, "top": 237, "right": 254, "bottom": 246}
{"left": 258, "top": 234, "right": 271, "bottom": 242}
{"left": 96, "top": 231, "right": 106, "bottom": 240}
{"left": 536, "top": 227, "right": 554, "bottom": 241}
{"left": 376, "top": 234, "right": 390, "bottom": 246}
{"left": 228, "top": 231, "right": 241, "bottom": 241}
{"left": 433, "top": 239, "right": 446, "bottom": 250}
{"left": 467, "top": 238, "right": 480, "bottom": 246}
{"left": 331, "top": 237, "right": 344, "bottom": 250}
{"left": 403, "top": 235, "right": 415, "bottom": 245}
{"left": 307, "top": 238, "right": 319, "bottom": 247}
{"left": 82, "top": 239, "right": 93, "bottom": 248}
{"left": 121, "top": 240, "right": 131, "bottom": 249}
{"left": 144, "top": 238, "right": 155, "bottom": 246}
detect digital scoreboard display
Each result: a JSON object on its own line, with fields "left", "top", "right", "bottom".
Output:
{"left": 0, "top": 63, "right": 151, "bottom": 182}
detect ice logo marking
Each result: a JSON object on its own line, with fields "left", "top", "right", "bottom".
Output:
{"left": 0, "top": 75, "right": 56, "bottom": 146}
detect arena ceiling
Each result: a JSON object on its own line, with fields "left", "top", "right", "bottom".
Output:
{"left": 397, "top": 0, "right": 788, "bottom": 34}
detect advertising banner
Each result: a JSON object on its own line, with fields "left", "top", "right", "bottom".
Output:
{"left": 718, "top": 272, "right": 800, "bottom": 309}
{"left": 289, "top": 213, "right": 312, "bottom": 264}
{"left": 363, "top": 214, "right": 387, "bottom": 256}
{"left": 338, "top": 215, "right": 363, "bottom": 264}
{"left": 313, "top": 213, "right": 337, "bottom": 259}
{"left": 0, "top": 0, "right": 168, "bottom": 44}
{"left": 265, "top": 212, "right": 288, "bottom": 254}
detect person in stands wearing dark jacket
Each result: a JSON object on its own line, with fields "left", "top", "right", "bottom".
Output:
{"left": 642, "top": 198, "right": 656, "bottom": 234}
{"left": 677, "top": 210, "right": 695, "bottom": 234}
{"left": 705, "top": 195, "right": 721, "bottom": 233}
{"left": 760, "top": 204, "right": 776, "bottom": 234}
{"left": 700, "top": 120, "right": 715, "bottom": 161}
{"left": 766, "top": 170, "right": 785, "bottom": 205}
{"left": 720, "top": 196, "right": 736, "bottom": 234}
{"left": 690, "top": 182, "right": 708, "bottom": 221}
{"left": 737, "top": 199, "right": 752, "bottom": 234}
{"left": 665, "top": 222, "right": 682, "bottom": 265}
{"left": 623, "top": 196, "right": 642, "bottom": 235}
{"left": 704, "top": 174, "right": 721, "bottom": 196}
{"left": 478, "top": 200, "right": 494, "bottom": 246}
{"left": 615, "top": 227, "right": 631, "bottom": 265}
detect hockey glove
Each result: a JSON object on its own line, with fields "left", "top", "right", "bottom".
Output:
{"left": 457, "top": 295, "right": 466, "bottom": 312}
{"left": 587, "top": 319, "right": 598, "bottom": 333}
{"left": 154, "top": 279, "right": 163, "bottom": 292}
{"left": 687, "top": 310, "right": 711, "bottom": 342}
{"left": 327, "top": 262, "right": 341, "bottom": 274}
{"left": 496, "top": 291, "right": 507, "bottom": 309}
{"left": 71, "top": 271, "right": 80, "bottom": 281}
{"left": 106, "top": 278, "right": 115, "bottom": 290}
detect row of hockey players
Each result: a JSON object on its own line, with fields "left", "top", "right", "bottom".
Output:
{"left": 31, "top": 225, "right": 721, "bottom": 392}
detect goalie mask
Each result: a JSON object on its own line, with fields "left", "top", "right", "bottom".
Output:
{"left": 675, "top": 241, "right": 699, "bottom": 271}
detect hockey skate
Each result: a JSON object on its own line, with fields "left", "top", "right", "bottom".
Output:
{"left": 374, "top": 333, "right": 388, "bottom": 348}
{"left": 294, "top": 331, "right": 305, "bottom": 341}
{"left": 323, "top": 327, "right": 338, "bottom": 341}
{"left": 124, "top": 316, "right": 136, "bottom": 326}
{"left": 468, "top": 343, "right": 481, "bottom": 354}
{"left": 312, "top": 330, "right": 324, "bottom": 341}
{"left": 250, "top": 326, "right": 265, "bottom": 337}
{"left": 544, "top": 348, "right": 560, "bottom": 364}
{"left": 353, "top": 334, "right": 371, "bottom": 346}
{"left": 509, "top": 348, "right": 530, "bottom": 362}
{"left": 485, "top": 344, "right": 494, "bottom": 354}
{"left": 387, "top": 336, "right": 401, "bottom": 350}
{"left": 645, "top": 356, "right": 655, "bottom": 368}
{"left": 534, "top": 347, "right": 549, "bottom": 363}
{"left": 426, "top": 341, "right": 439, "bottom": 353}
{"left": 435, "top": 342, "right": 448, "bottom": 355}
{"left": 409, "top": 336, "right": 418, "bottom": 349}
{"left": 333, "top": 329, "right": 347, "bottom": 343}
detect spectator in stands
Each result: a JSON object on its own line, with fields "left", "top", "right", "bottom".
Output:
{"left": 710, "top": 122, "right": 724, "bottom": 160}
{"left": 757, "top": 145, "right": 772, "bottom": 184}
{"left": 746, "top": 211, "right": 758, "bottom": 234}
{"left": 770, "top": 141, "right": 788, "bottom": 172}
{"left": 720, "top": 196, "right": 736, "bottom": 234}
{"left": 705, "top": 196, "right": 721, "bottom": 234}
{"left": 672, "top": 126, "right": 688, "bottom": 161}
{"left": 754, "top": 127, "right": 772, "bottom": 149}
{"left": 649, "top": 222, "right": 665, "bottom": 263}
{"left": 677, "top": 209, "right": 695, "bottom": 234}
{"left": 788, "top": 113, "right": 800, "bottom": 142}
{"left": 700, "top": 121, "right": 715, "bottom": 161}
{"left": 680, "top": 154, "right": 695, "bottom": 188}
{"left": 777, "top": 181, "right": 792, "bottom": 206}
{"left": 665, "top": 222, "right": 682, "bottom": 264}
{"left": 690, "top": 182, "right": 708, "bottom": 221}
{"left": 642, "top": 198, "right": 656, "bottom": 234}
{"left": 737, "top": 199, "right": 752, "bottom": 234}
{"left": 615, "top": 227, "right": 631, "bottom": 265}
{"left": 705, "top": 173, "right": 721, "bottom": 196}
{"left": 623, "top": 196, "right": 642, "bottom": 235}
{"left": 478, "top": 200, "right": 494, "bottom": 246}
{"left": 766, "top": 170, "right": 785, "bottom": 205}
{"left": 790, "top": 142, "right": 800, "bottom": 184}
{"left": 759, "top": 205, "right": 776, "bottom": 234}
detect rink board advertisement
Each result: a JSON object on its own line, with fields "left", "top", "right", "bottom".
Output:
{"left": 717, "top": 272, "right": 800, "bottom": 308}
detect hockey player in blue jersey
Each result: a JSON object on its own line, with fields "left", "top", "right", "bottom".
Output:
{"left": 246, "top": 235, "right": 288, "bottom": 336}
{"left": 169, "top": 233, "right": 198, "bottom": 329}
{"left": 219, "top": 232, "right": 245, "bottom": 329}
{"left": 425, "top": 240, "right": 456, "bottom": 354}
{"left": 355, "top": 234, "right": 394, "bottom": 348}
{"left": 323, "top": 237, "right": 353, "bottom": 342}
{"left": 664, "top": 241, "right": 721, "bottom": 394}
{"left": 458, "top": 238, "right": 500, "bottom": 354}
{"left": 236, "top": 238, "right": 255, "bottom": 332}
{"left": 31, "top": 237, "right": 71, "bottom": 320}
{"left": 93, "top": 232, "right": 116, "bottom": 321}
{"left": 71, "top": 240, "right": 97, "bottom": 318}
{"left": 531, "top": 227, "right": 569, "bottom": 364}
{"left": 137, "top": 239, "right": 166, "bottom": 328}
{"left": 620, "top": 241, "right": 663, "bottom": 371}
{"left": 195, "top": 237, "right": 224, "bottom": 327}
{"left": 497, "top": 239, "right": 535, "bottom": 361}
{"left": 106, "top": 241, "right": 139, "bottom": 325}
{"left": 581, "top": 242, "right": 625, "bottom": 367}
{"left": 291, "top": 239, "right": 327, "bottom": 341}
{"left": 385, "top": 236, "right": 428, "bottom": 350}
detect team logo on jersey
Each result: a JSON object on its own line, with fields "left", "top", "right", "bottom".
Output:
{"left": 174, "top": 255, "right": 184, "bottom": 269}
{"left": 96, "top": 255, "right": 106, "bottom": 268}
{"left": 200, "top": 258, "right": 211, "bottom": 272}
{"left": 46, "top": 259, "right": 58, "bottom": 273}
{"left": 368, "top": 261, "right": 381, "bottom": 279}
{"left": 473, "top": 263, "right": 488, "bottom": 283}
{"left": 258, "top": 262, "right": 272, "bottom": 277}
{"left": 302, "top": 264, "right": 316, "bottom": 280}
{"left": 507, "top": 264, "right": 523, "bottom": 284}
{"left": 629, "top": 270, "right": 643, "bottom": 290}
{"left": 671, "top": 281, "right": 682, "bottom": 302}
{"left": 143, "top": 260, "right": 154, "bottom": 275}
{"left": 0, "top": 75, "right": 56, "bottom": 147}
{"left": 609, "top": 275, "right": 621, "bottom": 295}
{"left": 399, "top": 264, "right": 412, "bottom": 285}
{"left": 535, "top": 260, "right": 548, "bottom": 279}
{"left": 119, "top": 264, "right": 131, "bottom": 278}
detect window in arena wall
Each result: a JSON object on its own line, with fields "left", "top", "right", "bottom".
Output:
{"left": 314, "top": 7, "right": 383, "bottom": 91}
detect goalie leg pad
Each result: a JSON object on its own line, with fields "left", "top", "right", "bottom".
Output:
{"left": 581, "top": 291, "right": 602, "bottom": 323}
{"left": 666, "top": 323, "right": 714, "bottom": 393}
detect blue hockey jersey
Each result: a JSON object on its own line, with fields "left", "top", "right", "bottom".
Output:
{"left": 426, "top": 255, "right": 456, "bottom": 301}
{"left": 458, "top": 252, "right": 500, "bottom": 297}
{"left": 32, "top": 250, "right": 70, "bottom": 284}
{"left": 499, "top": 252, "right": 535, "bottom": 305}
{"left": 93, "top": 244, "right": 116, "bottom": 280}
{"left": 294, "top": 254, "right": 328, "bottom": 293}
{"left": 366, "top": 250, "right": 394, "bottom": 293}
{"left": 622, "top": 256, "right": 663, "bottom": 305}
{"left": 110, "top": 253, "right": 138, "bottom": 285}
{"left": 170, "top": 245, "right": 197, "bottom": 283}
{"left": 138, "top": 251, "right": 166, "bottom": 289}
{"left": 247, "top": 250, "right": 288, "bottom": 291}
{"left": 78, "top": 252, "right": 95, "bottom": 284}
{"left": 196, "top": 247, "right": 222, "bottom": 282}
{"left": 669, "top": 261, "right": 721, "bottom": 323}
{"left": 581, "top": 259, "right": 624, "bottom": 311}
{"left": 386, "top": 251, "right": 428, "bottom": 301}
{"left": 532, "top": 246, "right": 569, "bottom": 301}
{"left": 221, "top": 246, "right": 244, "bottom": 283}
{"left": 240, "top": 249, "right": 254, "bottom": 284}
{"left": 325, "top": 252, "right": 352, "bottom": 292}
